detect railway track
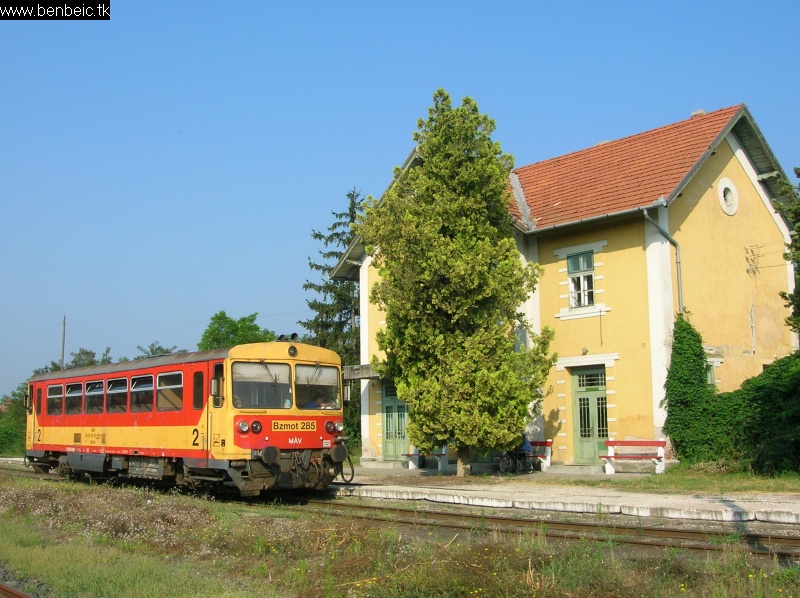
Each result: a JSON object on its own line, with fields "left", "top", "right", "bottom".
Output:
{"left": 0, "top": 465, "right": 48, "bottom": 481}
{"left": 4, "top": 462, "right": 800, "bottom": 560}
{"left": 286, "top": 495, "right": 800, "bottom": 561}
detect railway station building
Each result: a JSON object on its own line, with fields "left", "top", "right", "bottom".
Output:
{"left": 332, "top": 105, "right": 797, "bottom": 469}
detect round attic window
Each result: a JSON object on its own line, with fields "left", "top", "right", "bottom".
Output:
{"left": 717, "top": 177, "right": 739, "bottom": 216}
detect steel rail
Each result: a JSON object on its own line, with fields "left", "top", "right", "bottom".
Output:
{"left": 0, "top": 581, "right": 34, "bottom": 598}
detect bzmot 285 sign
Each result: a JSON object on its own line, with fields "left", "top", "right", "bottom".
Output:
{"left": 272, "top": 421, "right": 316, "bottom": 432}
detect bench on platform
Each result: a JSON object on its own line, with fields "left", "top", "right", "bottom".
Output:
{"left": 402, "top": 452, "right": 447, "bottom": 471}
{"left": 600, "top": 438, "right": 666, "bottom": 474}
{"left": 530, "top": 439, "right": 553, "bottom": 471}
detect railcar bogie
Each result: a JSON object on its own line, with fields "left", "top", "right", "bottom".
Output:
{"left": 25, "top": 342, "right": 350, "bottom": 496}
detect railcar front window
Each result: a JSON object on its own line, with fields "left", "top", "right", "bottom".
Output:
{"left": 131, "top": 375, "right": 154, "bottom": 412}
{"left": 296, "top": 364, "right": 341, "bottom": 409}
{"left": 232, "top": 362, "right": 292, "bottom": 409}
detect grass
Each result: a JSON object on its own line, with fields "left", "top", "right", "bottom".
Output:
{"left": 0, "top": 473, "right": 798, "bottom": 597}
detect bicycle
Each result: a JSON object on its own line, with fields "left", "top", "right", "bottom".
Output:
{"left": 498, "top": 452, "right": 513, "bottom": 474}
{"left": 498, "top": 450, "right": 534, "bottom": 474}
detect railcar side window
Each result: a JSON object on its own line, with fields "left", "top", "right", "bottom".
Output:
{"left": 296, "top": 364, "right": 341, "bottom": 409}
{"left": 65, "top": 383, "right": 83, "bottom": 415}
{"left": 85, "top": 381, "right": 104, "bottom": 414}
{"left": 157, "top": 372, "right": 183, "bottom": 412}
{"left": 107, "top": 378, "right": 128, "bottom": 414}
{"left": 36, "top": 388, "right": 42, "bottom": 414}
{"left": 131, "top": 375, "right": 154, "bottom": 412}
{"left": 232, "top": 362, "right": 291, "bottom": 409}
{"left": 46, "top": 385, "right": 64, "bottom": 416}
{"left": 193, "top": 372, "right": 204, "bottom": 410}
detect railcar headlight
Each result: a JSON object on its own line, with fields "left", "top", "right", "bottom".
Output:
{"left": 251, "top": 420, "right": 262, "bottom": 434}
{"left": 325, "top": 421, "right": 345, "bottom": 434}
{"left": 237, "top": 421, "right": 250, "bottom": 433}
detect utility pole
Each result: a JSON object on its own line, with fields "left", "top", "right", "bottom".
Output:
{"left": 60, "top": 315, "right": 66, "bottom": 370}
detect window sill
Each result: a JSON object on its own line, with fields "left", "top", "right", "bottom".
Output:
{"left": 555, "top": 304, "right": 611, "bottom": 321}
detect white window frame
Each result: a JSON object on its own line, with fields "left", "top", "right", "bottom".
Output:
{"left": 553, "top": 240, "right": 609, "bottom": 320}
{"left": 568, "top": 251, "right": 594, "bottom": 309}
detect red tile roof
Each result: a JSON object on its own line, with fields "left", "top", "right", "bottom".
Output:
{"left": 511, "top": 105, "right": 744, "bottom": 230}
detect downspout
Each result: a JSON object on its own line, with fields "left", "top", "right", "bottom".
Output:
{"left": 642, "top": 208, "right": 684, "bottom": 316}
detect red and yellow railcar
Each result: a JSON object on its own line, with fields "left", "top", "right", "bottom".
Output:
{"left": 25, "top": 341, "right": 349, "bottom": 495}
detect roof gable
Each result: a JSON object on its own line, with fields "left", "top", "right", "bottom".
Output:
{"left": 333, "top": 104, "right": 789, "bottom": 280}
{"left": 512, "top": 105, "right": 745, "bottom": 231}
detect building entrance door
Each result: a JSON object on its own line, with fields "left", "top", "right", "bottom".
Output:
{"left": 381, "top": 383, "right": 408, "bottom": 461}
{"left": 572, "top": 367, "right": 608, "bottom": 464}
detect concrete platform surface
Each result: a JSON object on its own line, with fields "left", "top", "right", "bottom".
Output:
{"left": 329, "top": 466, "right": 800, "bottom": 525}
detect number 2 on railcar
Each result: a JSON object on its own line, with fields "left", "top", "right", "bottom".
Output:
{"left": 24, "top": 341, "right": 350, "bottom": 496}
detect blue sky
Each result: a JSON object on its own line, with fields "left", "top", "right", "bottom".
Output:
{"left": 1, "top": 1, "right": 798, "bottom": 397}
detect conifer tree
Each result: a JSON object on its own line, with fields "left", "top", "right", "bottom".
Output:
{"left": 299, "top": 188, "right": 364, "bottom": 366}
{"left": 358, "top": 89, "right": 555, "bottom": 475}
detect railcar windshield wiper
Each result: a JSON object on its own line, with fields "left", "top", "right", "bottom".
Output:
{"left": 259, "top": 360, "right": 278, "bottom": 386}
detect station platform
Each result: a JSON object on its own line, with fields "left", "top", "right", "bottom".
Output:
{"left": 329, "top": 466, "right": 800, "bottom": 526}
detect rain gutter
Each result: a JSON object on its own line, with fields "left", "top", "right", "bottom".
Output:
{"left": 641, "top": 205, "right": 684, "bottom": 316}
{"left": 518, "top": 205, "right": 647, "bottom": 235}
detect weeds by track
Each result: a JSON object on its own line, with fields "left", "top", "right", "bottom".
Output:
{"left": 5, "top": 461, "right": 799, "bottom": 562}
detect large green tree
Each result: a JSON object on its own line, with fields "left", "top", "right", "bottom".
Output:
{"left": 358, "top": 89, "right": 555, "bottom": 475}
{"left": 774, "top": 166, "right": 800, "bottom": 333}
{"left": 197, "top": 311, "right": 275, "bottom": 351}
{"left": 299, "top": 187, "right": 364, "bottom": 366}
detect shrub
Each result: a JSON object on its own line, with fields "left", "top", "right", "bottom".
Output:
{"left": 662, "top": 315, "right": 713, "bottom": 462}
{"left": 738, "top": 351, "right": 800, "bottom": 473}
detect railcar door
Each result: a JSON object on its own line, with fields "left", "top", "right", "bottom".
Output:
{"left": 206, "top": 362, "right": 225, "bottom": 463}
{"left": 26, "top": 384, "right": 38, "bottom": 453}
{"left": 572, "top": 367, "right": 608, "bottom": 464}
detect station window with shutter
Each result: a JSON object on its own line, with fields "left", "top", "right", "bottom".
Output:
{"left": 568, "top": 251, "right": 595, "bottom": 309}
{"left": 553, "top": 240, "right": 609, "bottom": 320}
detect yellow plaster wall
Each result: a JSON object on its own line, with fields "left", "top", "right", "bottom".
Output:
{"left": 667, "top": 140, "right": 793, "bottom": 391}
{"left": 536, "top": 219, "right": 654, "bottom": 463}
{"left": 362, "top": 265, "right": 388, "bottom": 460}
